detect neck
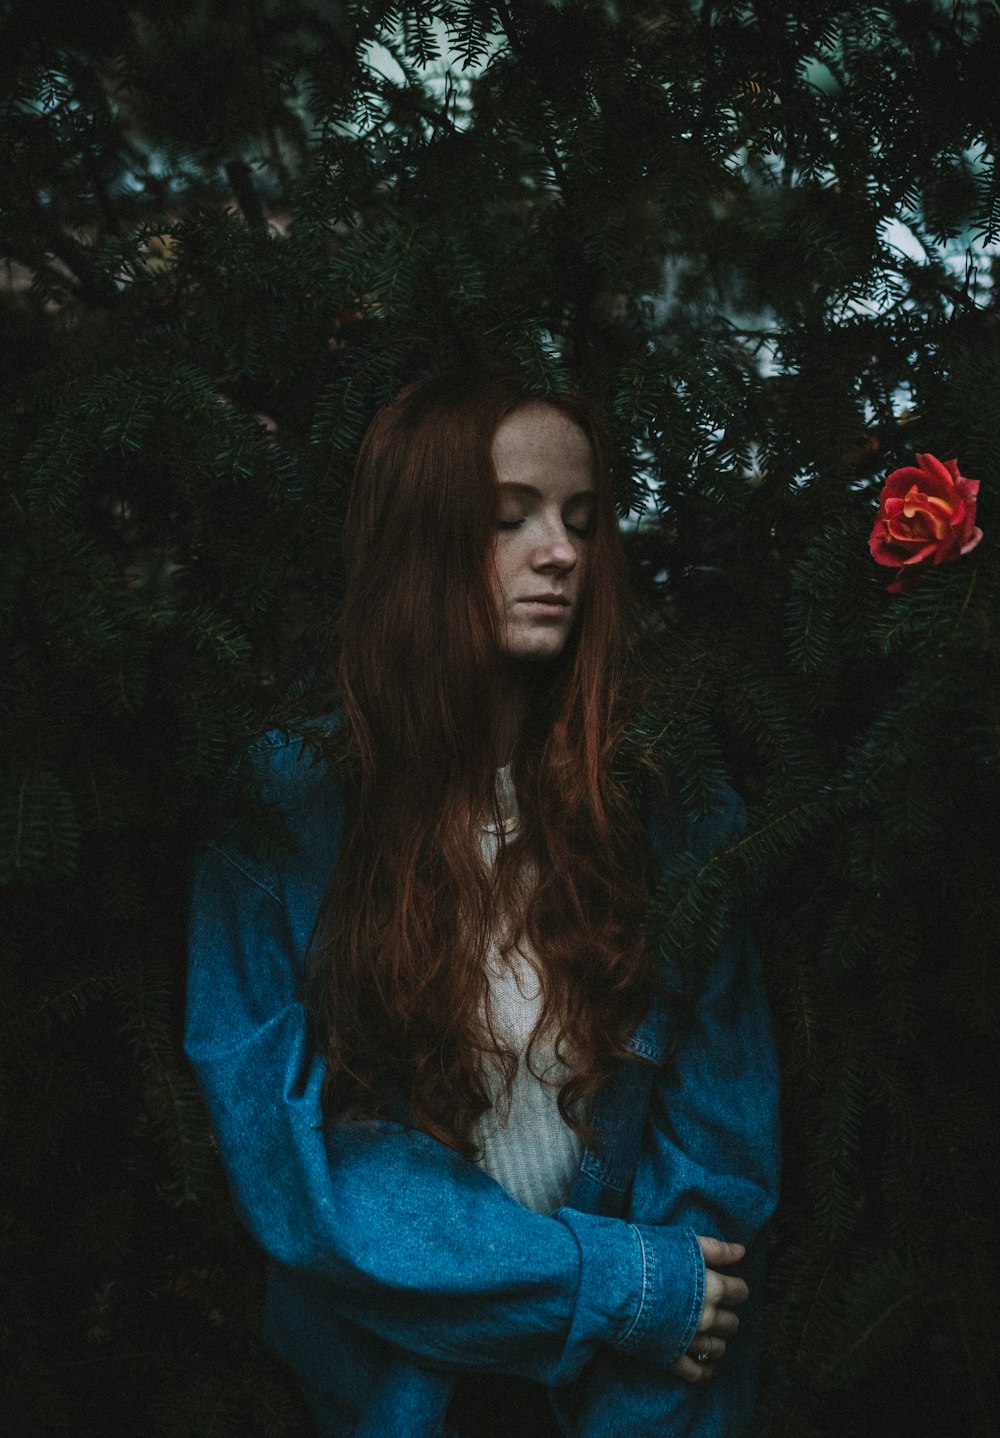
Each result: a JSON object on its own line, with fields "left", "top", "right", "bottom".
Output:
{"left": 495, "top": 660, "right": 533, "bottom": 765}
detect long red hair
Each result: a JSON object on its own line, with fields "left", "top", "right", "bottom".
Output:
{"left": 311, "top": 370, "right": 657, "bottom": 1155}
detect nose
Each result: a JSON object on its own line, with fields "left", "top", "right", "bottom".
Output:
{"left": 532, "top": 514, "right": 578, "bottom": 572}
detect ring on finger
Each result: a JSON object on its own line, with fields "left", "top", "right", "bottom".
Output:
{"left": 695, "top": 1338, "right": 713, "bottom": 1364}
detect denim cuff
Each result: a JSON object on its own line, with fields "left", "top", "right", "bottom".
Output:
{"left": 551, "top": 1211, "right": 704, "bottom": 1379}
{"left": 615, "top": 1224, "right": 705, "bottom": 1366}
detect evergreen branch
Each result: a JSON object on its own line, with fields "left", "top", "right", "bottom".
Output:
{"left": 45, "top": 1350, "right": 165, "bottom": 1368}
{"left": 113, "top": 958, "right": 216, "bottom": 1206}
{"left": 223, "top": 159, "right": 267, "bottom": 229}
{"left": 0, "top": 768, "right": 79, "bottom": 882}
{"left": 4, "top": 6, "right": 998, "bottom": 1430}
{"left": 822, "top": 1285, "right": 920, "bottom": 1384}
{"left": 0, "top": 971, "right": 111, "bottom": 1034}
{"left": 0, "top": 235, "right": 82, "bottom": 299}
{"left": 727, "top": 796, "right": 830, "bottom": 863}
{"left": 951, "top": 1286, "right": 995, "bottom": 1432}
{"left": 795, "top": 1254, "right": 838, "bottom": 1373}
{"left": 491, "top": 2, "right": 568, "bottom": 193}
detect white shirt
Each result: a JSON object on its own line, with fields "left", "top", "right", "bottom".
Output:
{"left": 472, "top": 766, "right": 583, "bottom": 1214}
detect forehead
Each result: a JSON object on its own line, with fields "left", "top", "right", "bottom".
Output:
{"left": 490, "top": 404, "right": 595, "bottom": 492}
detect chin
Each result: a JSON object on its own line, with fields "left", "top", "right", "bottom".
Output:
{"left": 498, "top": 616, "right": 577, "bottom": 665}
{"left": 503, "top": 639, "right": 571, "bottom": 664}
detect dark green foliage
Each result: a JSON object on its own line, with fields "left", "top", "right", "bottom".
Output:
{"left": 3, "top": 1, "right": 999, "bottom": 1433}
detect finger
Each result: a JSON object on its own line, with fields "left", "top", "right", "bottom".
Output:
{"left": 672, "top": 1355, "right": 717, "bottom": 1386}
{"left": 696, "top": 1236, "right": 745, "bottom": 1268}
{"left": 705, "top": 1271, "right": 750, "bottom": 1310}
{"left": 690, "top": 1335, "right": 726, "bottom": 1363}
{"left": 703, "top": 1269, "right": 730, "bottom": 1304}
{"left": 683, "top": 1333, "right": 727, "bottom": 1373}
{"left": 694, "top": 1308, "right": 740, "bottom": 1341}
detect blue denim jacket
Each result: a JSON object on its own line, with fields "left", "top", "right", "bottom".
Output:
{"left": 184, "top": 719, "right": 780, "bottom": 1437}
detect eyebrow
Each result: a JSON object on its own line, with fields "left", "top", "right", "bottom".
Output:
{"left": 496, "top": 481, "right": 596, "bottom": 501}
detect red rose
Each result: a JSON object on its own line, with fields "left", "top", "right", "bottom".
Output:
{"left": 869, "top": 452, "right": 982, "bottom": 593}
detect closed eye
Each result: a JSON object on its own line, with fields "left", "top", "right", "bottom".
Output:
{"left": 564, "top": 503, "right": 596, "bottom": 538}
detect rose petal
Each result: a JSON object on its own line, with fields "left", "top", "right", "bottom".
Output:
{"left": 869, "top": 532, "right": 907, "bottom": 566}
{"left": 900, "top": 541, "right": 940, "bottom": 564}
{"left": 882, "top": 498, "right": 928, "bottom": 536}
{"left": 873, "top": 452, "right": 982, "bottom": 591}
{"left": 915, "top": 453, "right": 960, "bottom": 497}
{"left": 887, "top": 506, "right": 945, "bottom": 543}
{"left": 944, "top": 494, "right": 966, "bottom": 527}
{"left": 886, "top": 566, "right": 926, "bottom": 593}
{"left": 882, "top": 467, "right": 930, "bottom": 500}
{"left": 870, "top": 517, "right": 918, "bottom": 558}
{"left": 898, "top": 493, "right": 952, "bottom": 539}
{"left": 913, "top": 493, "right": 957, "bottom": 518}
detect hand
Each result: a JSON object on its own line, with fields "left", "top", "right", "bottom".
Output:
{"left": 671, "top": 1237, "right": 749, "bottom": 1386}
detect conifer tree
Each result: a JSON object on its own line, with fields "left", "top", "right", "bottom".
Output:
{"left": 2, "top": 2, "right": 998, "bottom": 1433}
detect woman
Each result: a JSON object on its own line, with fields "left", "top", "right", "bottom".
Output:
{"left": 185, "top": 371, "right": 780, "bottom": 1437}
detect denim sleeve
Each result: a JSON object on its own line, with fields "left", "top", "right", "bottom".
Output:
{"left": 565, "top": 792, "right": 781, "bottom": 1433}
{"left": 184, "top": 837, "right": 705, "bottom": 1385}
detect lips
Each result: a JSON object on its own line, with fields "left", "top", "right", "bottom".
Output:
{"left": 520, "top": 594, "right": 570, "bottom": 606}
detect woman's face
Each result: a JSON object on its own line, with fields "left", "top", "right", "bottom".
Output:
{"left": 488, "top": 404, "right": 596, "bottom": 663}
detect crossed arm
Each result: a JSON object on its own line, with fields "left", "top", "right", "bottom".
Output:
{"left": 186, "top": 830, "right": 775, "bottom": 1396}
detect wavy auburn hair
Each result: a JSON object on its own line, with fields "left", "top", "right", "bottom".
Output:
{"left": 311, "top": 370, "right": 657, "bottom": 1156}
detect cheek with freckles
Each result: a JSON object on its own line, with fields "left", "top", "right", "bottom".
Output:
{"left": 488, "top": 541, "right": 584, "bottom": 661}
